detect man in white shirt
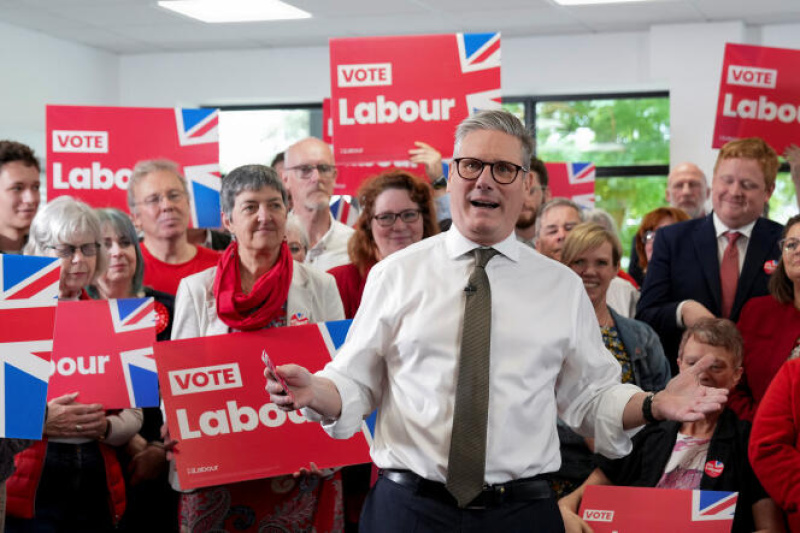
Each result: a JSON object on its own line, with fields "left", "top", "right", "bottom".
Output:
{"left": 282, "top": 137, "right": 353, "bottom": 272}
{"left": 637, "top": 137, "right": 783, "bottom": 370}
{"left": 268, "top": 110, "right": 728, "bottom": 532}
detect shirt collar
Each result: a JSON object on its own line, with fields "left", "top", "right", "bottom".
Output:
{"left": 445, "top": 226, "right": 520, "bottom": 262}
{"left": 712, "top": 213, "right": 756, "bottom": 240}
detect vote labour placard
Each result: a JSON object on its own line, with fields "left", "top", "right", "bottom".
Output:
{"left": 579, "top": 485, "right": 737, "bottom": 532}
{"left": 46, "top": 105, "right": 222, "bottom": 228}
{"left": 48, "top": 298, "right": 158, "bottom": 409}
{"left": 155, "top": 320, "right": 371, "bottom": 490}
{"left": 0, "top": 255, "right": 60, "bottom": 439}
{"left": 713, "top": 43, "right": 800, "bottom": 153}
{"left": 330, "top": 33, "right": 501, "bottom": 164}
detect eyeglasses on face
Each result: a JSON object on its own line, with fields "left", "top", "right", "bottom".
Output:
{"left": 138, "top": 190, "right": 187, "bottom": 208}
{"left": 373, "top": 209, "right": 421, "bottom": 227}
{"left": 46, "top": 242, "right": 100, "bottom": 258}
{"left": 453, "top": 157, "right": 528, "bottom": 185}
{"left": 779, "top": 238, "right": 800, "bottom": 254}
{"left": 288, "top": 243, "right": 306, "bottom": 255}
{"left": 286, "top": 164, "right": 337, "bottom": 179}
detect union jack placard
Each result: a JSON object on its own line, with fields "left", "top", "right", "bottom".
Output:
{"left": 0, "top": 255, "right": 60, "bottom": 439}
{"left": 49, "top": 297, "right": 158, "bottom": 409}
{"left": 546, "top": 162, "right": 596, "bottom": 209}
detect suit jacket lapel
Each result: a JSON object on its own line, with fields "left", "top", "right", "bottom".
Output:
{"left": 693, "top": 215, "right": 722, "bottom": 314}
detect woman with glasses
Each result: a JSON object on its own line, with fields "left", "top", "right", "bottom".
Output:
{"left": 633, "top": 207, "right": 690, "bottom": 279}
{"left": 8, "top": 196, "right": 143, "bottom": 533}
{"left": 328, "top": 170, "right": 439, "bottom": 319}
{"left": 729, "top": 213, "right": 800, "bottom": 423}
{"left": 88, "top": 208, "right": 178, "bottom": 533}
{"left": 170, "top": 164, "right": 344, "bottom": 532}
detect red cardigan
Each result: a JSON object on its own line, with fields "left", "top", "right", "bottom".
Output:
{"left": 749, "top": 358, "right": 800, "bottom": 531}
{"left": 731, "top": 296, "right": 800, "bottom": 422}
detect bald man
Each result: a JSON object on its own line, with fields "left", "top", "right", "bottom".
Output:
{"left": 629, "top": 162, "right": 710, "bottom": 285}
{"left": 282, "top": 137, "right": 353, "bottom": 272}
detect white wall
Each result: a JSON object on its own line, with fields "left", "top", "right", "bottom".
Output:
{"left": 0, "top": 20, "right": 119, "bottom": 158}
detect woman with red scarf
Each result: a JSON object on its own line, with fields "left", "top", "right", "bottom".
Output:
{"left": 171, "top": 164, "right": 345, "bottom": 532}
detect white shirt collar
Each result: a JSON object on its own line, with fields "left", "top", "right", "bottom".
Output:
{"left": 712, "top": 213, "right": 756, "bottom": 240}
{"left": 445, "top": 226, "right": 520, "bottom": 263}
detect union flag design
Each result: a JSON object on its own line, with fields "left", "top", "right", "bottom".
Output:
{"left": 692, "top": 491, "right": 738, "bottom": 521}
{"left": 330, "top": 197, "right": 360, "bottom": 227}
{"left": 545, "top": 162, "right": 596, "bottom": 209}
{"left": 0, "top": 255, "right": 60, "bottom": 439}
{"left": 175, "top": 107, "right": 219, "bottom": 146}
{"left": 49, "top": 298, "right": 158, "bottom": 409}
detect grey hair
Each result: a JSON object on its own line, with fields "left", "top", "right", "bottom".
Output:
{"left": 89, "top": 208, "right": 144, "bottom": 297}
{"left": 535, "top": 198, "right": 585, "bottom": 238}
{"left": 24, "top": 196, "right": 107, "bottom": 286}
{"left": 221, "top": 164, "right": 288, "bottom": 222}
{"left": 583, "top": 208, "right": 618, "bottom": 235}
{"left": 127, "top": 159, "right": 188, "bottom": 213}
{"left": 453, "top": 109, "right": 534, "bottom": 166}
{"left": 285, "top": 213, "right": 309, "bottom": 250}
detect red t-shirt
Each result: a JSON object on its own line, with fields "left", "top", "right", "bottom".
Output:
{"left": 141, "top": 243, "right": 220, "bottom": 295}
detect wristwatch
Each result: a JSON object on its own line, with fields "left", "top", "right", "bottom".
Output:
{"left": 642, "top": 392, "right": 658, "bottom": 424}
{"left": 432, "top": 175, "right": 447, "bottom": 190}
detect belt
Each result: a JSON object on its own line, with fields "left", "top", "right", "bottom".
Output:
{"left": 380, "top": 469, "right": 553, "bottom": 509}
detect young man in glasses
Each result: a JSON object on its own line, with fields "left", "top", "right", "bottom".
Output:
{"left": 282, "top": 137, "right": 353, "bottom": 272}
{"left": 127, "top": 158, "right": 219, "bottom": 295}
{"left": 268, "top": 110, "right": 730, "bottom": 532}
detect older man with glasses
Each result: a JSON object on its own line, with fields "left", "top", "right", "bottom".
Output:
{"left": 282, "top": 137, "right": 353, "bottom": 272}
{"left": 127, "top": 159, "right": 219, "bottom": 295}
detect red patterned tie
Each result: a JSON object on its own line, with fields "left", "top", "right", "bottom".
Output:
{"left": 720, "top": 231, "right": 741, "bottom": 318}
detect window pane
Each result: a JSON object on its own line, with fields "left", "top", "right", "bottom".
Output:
{"left": 595, "top": 176, "right": 668, "bottom": 268}
{"left": 768, "top": 171, "right": 797, "bottom": 225}
{"left": 502, "top": 102, "right": 525, "bottom": 126}
{"left": 219, "top": 109, "right": 313, "bottom": 174}
{"left": 536, "top": 97, "right": 670, "bottom": 166}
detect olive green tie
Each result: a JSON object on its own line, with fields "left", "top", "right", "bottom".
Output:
{"left": 446, "top": 247, "right": 499, "bottom": 507}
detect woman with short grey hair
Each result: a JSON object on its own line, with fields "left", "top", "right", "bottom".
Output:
{"left": 171, "top": 164, "right": 345, "bottom": 531}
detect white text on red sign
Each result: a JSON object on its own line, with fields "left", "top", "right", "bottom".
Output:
{"left": 168, "top": 363, "right": 243, "bottom": 396}
{"left": 337, "top": 63, "right": 393, "bottom": 88}
{"left": 52, "top": 163, "right": 132, "bottom": 190}
{"left": 726, "top": 65, "right": 778, "bottom": 89}
{"left": 51, "top": 355, "right": 111, "bottom": 376}
{"left": 52, "top": 130, "right": 109, "bottom": 153}
{"left": 582, "top": 509, "right": 615, "bottom": 522}
{"left": 722, "top": 94, "right": 800, "bottom": 124}
{"left": 176, "top": 400, "right": 307, "bottom": 440}
{"left": 339, "top": 96, "right": 456, "bottom": 126}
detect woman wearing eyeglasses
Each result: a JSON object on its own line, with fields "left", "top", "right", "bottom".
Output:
{"left": 728, "top": 213, "right": 800, "bottom": 423}
{"left": 633, "top": 206, "right": 690, "bottom": 279}
{"left": 8, "top": 196, "right": 143, "bottom": 533}
{"left": 328, "top": 170, "right": 439, "bottom": 319}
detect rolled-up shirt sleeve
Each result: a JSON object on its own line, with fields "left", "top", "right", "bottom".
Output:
{"left": 556, "top": 283, "right": 642, "bottom": 459}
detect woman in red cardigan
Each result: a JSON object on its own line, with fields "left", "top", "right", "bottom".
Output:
{"left": 749, "top": 357, "right": 800, "bottom": 531}
{"left": 731, "top": 213, "right": 800, "bottom": 422}
{"left": 328, "top": 170, "right": 439, "bottom": 319}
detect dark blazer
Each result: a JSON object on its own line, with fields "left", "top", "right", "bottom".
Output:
{"left": 636, "top": 214, "right": 782, "bottom": 369}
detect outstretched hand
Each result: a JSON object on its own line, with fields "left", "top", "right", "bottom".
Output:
{"left": 654, "top": 354, "right": 729, "bottom": 422}
{"left": 265, "top": 364, "right": 314, "bottom": 411}
{"left": 409, "top": 141, "right": 444, "bottom": 180}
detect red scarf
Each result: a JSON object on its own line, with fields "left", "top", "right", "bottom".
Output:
{"left": 214, "top": 241, "right": 293, "bottom": 331}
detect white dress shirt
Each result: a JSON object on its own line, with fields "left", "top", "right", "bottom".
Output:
{"left": 309, "top": 228, "right": 641, "bottom": 484}
{"left": 304, "top": 214, "right": 354, "bottom": 273}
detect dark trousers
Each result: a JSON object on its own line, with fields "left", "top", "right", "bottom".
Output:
{"left": 360, "top": 476, "right": 565, "bottom": 533}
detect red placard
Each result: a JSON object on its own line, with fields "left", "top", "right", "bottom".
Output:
{"left": 579, "top": 485, "right": 736, "bottom": 532}
{"left": 546, "top": 162, "right": 595, "bottom": 209}
{"left": 330, "top": 33, "right": 501, "bottom": 164}
{"left": 713, "top": 43, "right": 800, "bottom": 153}
{"left": 46, "top": 105, "right": 221, "bottom": 228}
{"left": 155, "top": 321, "right": 370, "bottom": 490}
{"left": 49, "top": 298, "right": 158, "bottom": 409}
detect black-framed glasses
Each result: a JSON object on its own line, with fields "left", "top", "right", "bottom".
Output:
{"left": 373, "top": 209, "right": 421, "bottom": 227}
{"left": 286, "top": 164, "right": 337, "bottom": 179}
{"left": 453, "top": 157, "right": 528, "bottom": 185}
{"left": 779, "top": 238, "right": 800, "bottom": 254}
{"left": 46, "top": 242, "right": 100, "bottom": 258}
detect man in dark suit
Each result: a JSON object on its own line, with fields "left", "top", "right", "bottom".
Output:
{"left": 637, "top": 138, "right": 782, "bottom": 371}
